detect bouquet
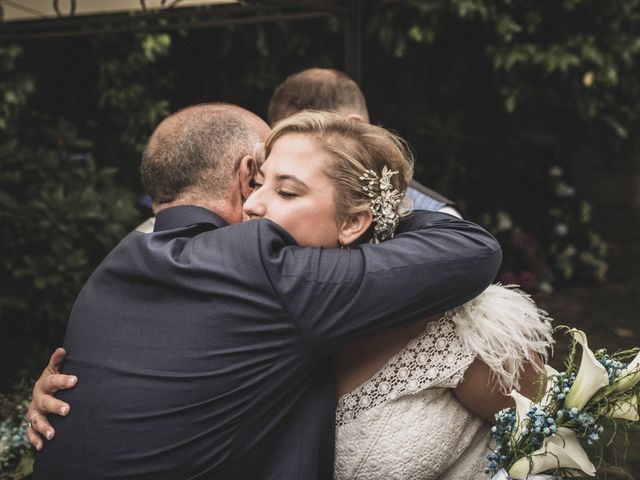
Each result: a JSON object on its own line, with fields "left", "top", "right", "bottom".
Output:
{"left": 487, "top": 327, "right": 640, "bottom": 479}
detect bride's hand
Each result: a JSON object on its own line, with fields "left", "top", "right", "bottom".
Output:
{"left": 26, "top": 348, "right": 77, "bottom": 451}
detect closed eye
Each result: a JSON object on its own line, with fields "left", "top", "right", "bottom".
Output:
{"left": 277, "top": 189, "right": 297, "bottom": 199}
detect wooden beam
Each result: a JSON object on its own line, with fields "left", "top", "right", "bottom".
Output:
{"left": 343, "top": 0, "right": 361, "bottom": 84}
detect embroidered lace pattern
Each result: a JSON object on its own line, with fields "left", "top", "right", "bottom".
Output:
{"left": 336, "top": 310, "right": 476, "bottom": 427}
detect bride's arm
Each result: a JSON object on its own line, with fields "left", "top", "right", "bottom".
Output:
{"left": 25, "top": 348, "right": 76, "bottom": 450}
{"left": 453, "top": 353, "right": 544, "bottom": 424}
{"left": 450, "top": 284, "right": 553, "bottom": 423}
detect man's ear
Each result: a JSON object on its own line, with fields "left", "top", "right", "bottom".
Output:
{"left": 346, "top": 113, "right": 366, "bottom": 123}
{"left": 237, "top": 155, "right": 257, "bottom": 203}
{"left": 338, "top": 209, "right": 373, "bottom": 246}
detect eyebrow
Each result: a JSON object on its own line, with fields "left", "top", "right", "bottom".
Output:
{"left": 257, "top": 168, "right": 309, "bottom": 191}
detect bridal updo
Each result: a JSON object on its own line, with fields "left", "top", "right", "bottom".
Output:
{"left": 264, "top": 110, "right": 414, "bottom": 239}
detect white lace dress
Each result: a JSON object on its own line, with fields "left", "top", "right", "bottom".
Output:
{"left": 334, "top": 285, "right": 553, "bottom": 480}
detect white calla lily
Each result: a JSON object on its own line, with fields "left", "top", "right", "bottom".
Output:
{"left": 564, "top": 329, "right": 609, "bottom": 410}
{"left": 611, "top": 351, "right": 640, "bottom": 393}
{"left": 508, "top": 427, "right": 596, "bottom": 479}
{"left": 609, "top": 396, "right": 639, "bottom": 421}
{"left": 544, "top": 365, "right": 560, "bottom": 376}
{"left": 508, "top": 390, "right": 534, "bottom": 443}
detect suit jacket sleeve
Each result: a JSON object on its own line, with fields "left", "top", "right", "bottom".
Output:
{"left": 257, "top": 210, "right": 502, "bottom": 354}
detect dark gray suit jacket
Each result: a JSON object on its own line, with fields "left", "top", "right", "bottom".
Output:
{"left": 33, "top": 205, "right": 501, "bottom": 480}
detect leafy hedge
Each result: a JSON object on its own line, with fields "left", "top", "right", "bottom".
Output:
{"left": 362, "top": 0, "right": 628, "bottom": 288}
{"left": 0, "top": 40, "right": 162, "bottom": 388}
{"left": 0, "top": 117, "right": 139, "bottom": 371}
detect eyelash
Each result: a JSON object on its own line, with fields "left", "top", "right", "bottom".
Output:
{"left": 251, "top": 179, "right": 296, "bottom": 199}
{"left": 277, "top": 189, "right": 297, "bottom": 199}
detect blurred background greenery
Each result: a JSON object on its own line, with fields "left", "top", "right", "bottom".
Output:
{"left": 1, "top": 0, "right": 639, "bottom": 477}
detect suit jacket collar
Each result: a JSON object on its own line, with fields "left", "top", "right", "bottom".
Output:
{"left": 154, "top": 205, "right": 228, "bottom": 232}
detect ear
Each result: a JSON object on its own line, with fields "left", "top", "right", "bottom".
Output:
{"left": 237, "top": 155, "right": 258, "bottom": 203}
{"left": 338, "top": 209, "right": 373, "bottom": 246}
{"left": 346, "top": 113, "right": 366, "bottom": 123}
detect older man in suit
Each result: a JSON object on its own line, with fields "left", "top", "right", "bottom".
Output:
{"left": 28, "top": 103, "right": 500, "bottom": 479}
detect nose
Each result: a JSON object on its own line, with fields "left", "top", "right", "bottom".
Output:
{"left": 243, "top": 189, "right": 266, "bottom": 219}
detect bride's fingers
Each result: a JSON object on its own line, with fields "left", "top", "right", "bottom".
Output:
{"left": 25, "top": 348, "right": 73, "bottom": 450}
{"left": 41, "top": 372, "right": 77, "bottom": 395}
{"left": 26, "top": 388, "right": 70, "bottom": 448}
{"left": 38, "top": 347, "right": 76, "bottom": 396}
{"left": 38, "top": 392, "right": 71, "bottom": 417}
{"left": 26, "top": 409, "right": 55, "bottom": 446}
{"left": 47, "top": 347, "right": 67, "bottom": 372}
{"left": 27, "top": 421, "right": 44, "bottom": 451}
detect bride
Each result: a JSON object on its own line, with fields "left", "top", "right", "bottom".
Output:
{"left": 28, "top": 110, "right": 553, "bottom": 479}
{"left": 246, "top": 110, "right": 553, "bottom": 479}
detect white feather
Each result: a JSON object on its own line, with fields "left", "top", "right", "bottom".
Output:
{"left": 452, "top": 284, "right": 554, "bottom": 394}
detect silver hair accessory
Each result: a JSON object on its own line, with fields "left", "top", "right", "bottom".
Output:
{"left": 359, "top": 166, "right": 403, "bottom": 243}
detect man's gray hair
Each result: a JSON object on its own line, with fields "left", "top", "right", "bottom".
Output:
{"left": 141, "top": 104, "right": 261, "bottom": 204}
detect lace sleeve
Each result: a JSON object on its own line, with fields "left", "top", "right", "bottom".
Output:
{"left": 336, "top": 312, "right": 476, "bottom": 427}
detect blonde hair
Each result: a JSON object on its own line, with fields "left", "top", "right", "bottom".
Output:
{"left": 264, "top": 110, "right": 414, "bottom": 237}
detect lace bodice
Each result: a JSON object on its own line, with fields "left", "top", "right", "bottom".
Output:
{"left": 335, "top": 389, "right": 490, "bottom": 480}
{"left": 334, "top": 315, "right": 487, "bottom": 480}
{"left": 336, "top": 311, "right": 475, "bottom": 427}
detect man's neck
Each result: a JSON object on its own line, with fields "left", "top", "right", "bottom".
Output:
{"left": 154, "top": 196, "right": 242, "bottom": 225}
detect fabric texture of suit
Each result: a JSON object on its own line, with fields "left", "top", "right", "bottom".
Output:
{"left": 33, "top": 205, "right": 501, "bottom": 480}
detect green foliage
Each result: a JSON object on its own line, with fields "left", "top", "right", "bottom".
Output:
{"left": 0, "top": 382, "right": 33, "bottom": 478}
{"left": 480, "top": 164, "right": 608, "bottom": 292}
{"left": 0, "top": 45, "right": 142, "bottom": 388}
{"left": 0, "top": 116, "right": 140, "bottom": 382}
{"left": 363, "top": 0, "right": 624, "bottom": 286}
{"left": 545, "top": 169, "right": 608, "bottom": 284}
{"left": 374, "top": 0, "right": 640, "bottom": 136}
{"left": 0, "top": 47, "right": 34, "bottom": 133}
{"left": 93, "top": 33, "right": 172, "bottom": 181}
{"left": 161, "top": 17, "right": 342, "bottom": 117}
